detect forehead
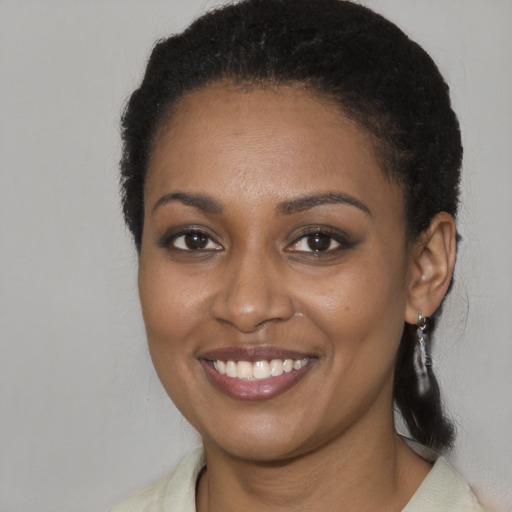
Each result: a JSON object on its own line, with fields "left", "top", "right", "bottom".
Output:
{"left": 146, "top": 82, "right": 402, "bottom": 214}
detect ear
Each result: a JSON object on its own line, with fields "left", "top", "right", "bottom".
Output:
{"left": 405, "top": 212, "right": 457, "bottom": 324}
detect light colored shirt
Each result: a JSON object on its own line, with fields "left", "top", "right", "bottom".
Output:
{"left": 111, "top": 445, "right": 484, "bottom": 512}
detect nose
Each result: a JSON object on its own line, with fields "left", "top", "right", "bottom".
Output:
{"left": 210, "top": 251, "right": 295, "bottom": 333}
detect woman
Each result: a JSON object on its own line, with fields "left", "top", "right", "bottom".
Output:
{"left": 113, "top": 0, "right": 484, "bottom": 510}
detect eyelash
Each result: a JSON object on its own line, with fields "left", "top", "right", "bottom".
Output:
{"left": 159, "top": 227, "right": 353, "bottom": 255}
{"left": 287, "top": 228, "right": 352, "bottom": 255}
{"left": 159, "top": 228, "right": 222, "bottom": 252}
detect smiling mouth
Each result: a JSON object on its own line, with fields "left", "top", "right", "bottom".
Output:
{"left": 200, "top": 349, "right": 315, "bottom": 400}
{"left": 211, "top": 358, "right": 310, "bottom": 380}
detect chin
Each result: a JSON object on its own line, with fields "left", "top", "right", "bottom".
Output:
{"left": 197, "top": 410, "right": 334, "bottom": 463}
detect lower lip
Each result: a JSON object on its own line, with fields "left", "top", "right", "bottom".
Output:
{"left": 200, "top": 360, "right": 314, "bottom": 401}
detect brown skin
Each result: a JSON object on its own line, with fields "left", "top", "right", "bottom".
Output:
{"left": 138, "top": 83, "right": 457, "bottom": 512}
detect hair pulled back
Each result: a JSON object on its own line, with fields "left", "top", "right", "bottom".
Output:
{"left": 120, "top": 0, "right": 462, "bottom": 451}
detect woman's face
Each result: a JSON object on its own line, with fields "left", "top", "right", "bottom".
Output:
{"left": 139, "top": 83, "right": 414, "bottom": 461}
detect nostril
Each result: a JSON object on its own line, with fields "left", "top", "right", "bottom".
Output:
{"left": 210, "top": 272, "right": 295, "bottom": 332}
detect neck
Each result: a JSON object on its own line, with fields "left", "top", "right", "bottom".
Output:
{"left": 196, "top": 412, "right": 430, "bottom": 512}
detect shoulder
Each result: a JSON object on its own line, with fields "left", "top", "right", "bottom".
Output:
{"left": 400, "top": 436, "right": 485, "bottom": 512}
{"left": 403, "top": 457, "right": 485, "bottom": 512}
{"left": 110, "top": 446, "right": 205, "bottom": 512}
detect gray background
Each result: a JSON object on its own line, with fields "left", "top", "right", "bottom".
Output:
{"left": 1, "top": 1, "right": 510, "bottom": 511}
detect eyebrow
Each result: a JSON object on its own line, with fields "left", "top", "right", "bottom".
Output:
{"left": 277, "top": 192, "right": 371, "bottom": 216}
{"left": 151, "top": 190, "right": 370, "bottom": 217}
{"left": 152, "top": 192, "right": 222, "bottom": 215}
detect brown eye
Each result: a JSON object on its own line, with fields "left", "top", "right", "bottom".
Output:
{"left": 306, "top": 233, "right": 333, "bottom": 252}
{"left": 184, "top": 232, "right": 208, "bottom": 249}
{"left": 169, "top": 230, "right": 222, "bottom": 252}
{"left": 288, "top": 231, "right": 342, "bottom": 253}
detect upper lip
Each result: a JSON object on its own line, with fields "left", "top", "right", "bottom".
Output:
{"left": 197, "top": 345, "right": 315, "bottom": 362}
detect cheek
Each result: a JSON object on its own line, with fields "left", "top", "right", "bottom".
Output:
{"left": 138, "top": 260, "right": 204, "bottom": 382}
{"left": 296, "top": 260, "right": 407, "bottom": 415}
{"left": 138, "top": 258, "right": 207, "bottom": 413}
{"left": 294, "top": 251, "right": 409, "bottom": 354}
{"left": 139, "top": 256, "right": 205, "bottom": 337}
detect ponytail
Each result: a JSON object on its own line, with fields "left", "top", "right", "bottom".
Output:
{"left": 394, "top": 318, "right": 455, "bottom": 451}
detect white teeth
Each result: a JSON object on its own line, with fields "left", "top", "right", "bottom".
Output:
{"left": 217, "top": 360, "right": 226, "bottom": 375}
{"left": 237, "top": 361, "right": 253, "bottom": 379}
{"left": 283, "top": 359, "right": 293, "bottom": 373}
{"left": 293, "top": 358, "right": 309, "bottom": 370}
{"left": 269, "top": 359, "right": 283, "bottom": 377}
{"left": 253, "top": 360, "right": 270, "bottom": 379}
{"left": 212, "top": 357, "right": 309, "bottom": 380}
{"left": 225, "top": 360, "right": 237, "bottom": 378}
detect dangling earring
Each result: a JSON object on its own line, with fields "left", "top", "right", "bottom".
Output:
{"left": 414, "top": 312, "right": 432, "bottom": 395}
{"left": 417, "top": 312, "right": 432, "bottom": 368}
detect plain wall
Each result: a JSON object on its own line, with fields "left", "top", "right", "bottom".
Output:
{"left": 0, "top": 1, "right": 510, "bottom": 511}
